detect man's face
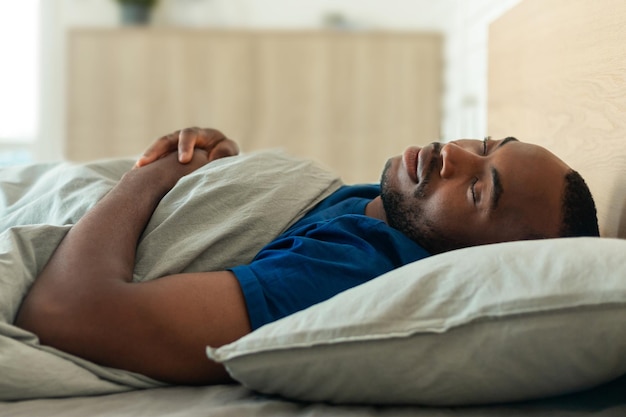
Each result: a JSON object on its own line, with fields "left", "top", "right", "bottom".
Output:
{"left": 380, "top": 137, "right": 570, "bottom": 253}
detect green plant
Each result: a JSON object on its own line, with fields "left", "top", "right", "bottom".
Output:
{"left": 116, "top": 0, "right": 158, "bottom": 6}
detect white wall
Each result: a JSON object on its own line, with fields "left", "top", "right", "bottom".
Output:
{"left": 38, "top": 0, "right": 519, "bottom": 162}
{"left": 441, "top": 0, "right": 520, "bottom": 141}
{"left": 61, "top": 0, "right": 457, "bottom": 30}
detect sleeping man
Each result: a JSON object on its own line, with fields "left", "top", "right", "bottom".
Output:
{"left": 13, "top": 127, "right": 599, "bottom": 386}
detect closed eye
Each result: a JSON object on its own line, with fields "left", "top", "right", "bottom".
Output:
{"left": 482, "top": 136, "right": 490, "bottom": 155}
{"left": 470, "top": 177, "right": 478, "bottom": 204}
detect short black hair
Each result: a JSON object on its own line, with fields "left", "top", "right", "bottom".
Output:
{"left": 560, "top": 170, "right": 600, "bottom": 237}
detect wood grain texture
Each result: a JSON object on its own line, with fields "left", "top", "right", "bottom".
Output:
{"left": 488, "top": 0, "right": 626, "bottom": 237}
{"left": 67, "top": 29, "right": 442, "bottom": 184}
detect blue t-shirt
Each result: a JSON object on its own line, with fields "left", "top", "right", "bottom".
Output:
{"left": 230, "top": 184, "right": 430, "bottom": 330}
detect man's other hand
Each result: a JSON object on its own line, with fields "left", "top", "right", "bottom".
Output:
{"left": 134, "top": 127, "right": 240, "bottom": 168}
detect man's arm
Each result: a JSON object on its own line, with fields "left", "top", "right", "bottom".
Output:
{"left": 15, "top": 150, "right": 251, "bottom": 384}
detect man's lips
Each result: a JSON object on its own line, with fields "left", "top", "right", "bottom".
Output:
{"left": 402, "top": 146, "right": 421, "bottom": 183}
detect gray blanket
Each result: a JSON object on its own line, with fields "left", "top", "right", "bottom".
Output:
{"left": 0, "top": 151, "right": 342, "bottom": 400}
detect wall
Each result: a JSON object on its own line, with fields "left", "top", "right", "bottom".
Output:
{"left": 37, "top": 0, "right": 518, "bottom": 162}
{"left": 440, "top": 0, "right": 520, "bottom": 140}
{"left": 61, "top": 0, "right": 457, "bottom": 29}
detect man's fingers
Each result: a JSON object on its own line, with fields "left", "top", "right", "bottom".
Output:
{"left": 177, "top": 128, "right": 202, "bottom": 164}
{"left": 208, "top": 139, "right": 239, "bottom": 161}
{"left": 135, "top": 133, "right": 179, "bottom": 167}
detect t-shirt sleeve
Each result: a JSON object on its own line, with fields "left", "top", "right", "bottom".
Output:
{"left": 230, "top": 215, "right": 428, "bottom": 330}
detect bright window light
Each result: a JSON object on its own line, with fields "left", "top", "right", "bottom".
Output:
{"left": 0, "top": 0, "right": 39, "bottom": 143}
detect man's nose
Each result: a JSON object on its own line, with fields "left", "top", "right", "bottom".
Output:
{"left": 440, "top": 142, "right": 481, "bottom": 179}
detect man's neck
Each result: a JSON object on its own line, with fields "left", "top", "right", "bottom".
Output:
{"left": 365, "top": 196, "right": 388, "bottom": 223}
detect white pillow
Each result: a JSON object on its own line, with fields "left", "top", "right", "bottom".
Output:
{"left": 207, "top": 237, "right": 626, "bottom": 406}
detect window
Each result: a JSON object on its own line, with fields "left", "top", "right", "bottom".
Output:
{"left": 0, "top": 0, "right": 39, "bottom": 165}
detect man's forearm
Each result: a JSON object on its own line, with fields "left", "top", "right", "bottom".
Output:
{"left": 33, "top": 156, "right": 180, "bottom": 286}
{"left": 15, "top": 152, "right": 205, "bottom": 335}
{"left": 47, "top": 163, "right": 177, "bottom": 284}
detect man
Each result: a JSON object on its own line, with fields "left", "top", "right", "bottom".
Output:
{"left": 15, "top": 127, "right": 599, "bottom": 386}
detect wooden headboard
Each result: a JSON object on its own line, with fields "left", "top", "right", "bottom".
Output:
{"left": 488, "top": 0, "right": 626, "bottom": 238}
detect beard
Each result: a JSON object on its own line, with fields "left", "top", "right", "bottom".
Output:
{"left": 379, "top": 159, "right": 462, "bottom": 254}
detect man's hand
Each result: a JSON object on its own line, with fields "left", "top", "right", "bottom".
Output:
{"left": 126, "top": 149, "right": 213, "bottom": 194}
{"left": 134, "top": 127, "right": 240, "bottom": 168}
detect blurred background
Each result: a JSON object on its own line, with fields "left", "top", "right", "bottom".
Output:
{"left": 0, "top": 0, "right": 519, "bottom": 182}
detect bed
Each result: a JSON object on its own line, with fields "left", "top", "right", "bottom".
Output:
{"left": 2, "top": 0, "right": 626, "bottom": 415}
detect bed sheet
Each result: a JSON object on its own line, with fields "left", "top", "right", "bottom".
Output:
{"left": 1, "top": 375, "right": 625, "bottom": 417}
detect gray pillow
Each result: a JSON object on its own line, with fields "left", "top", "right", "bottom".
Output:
{"left": 207, "top": 238, "right": 626, "bottom": 405}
